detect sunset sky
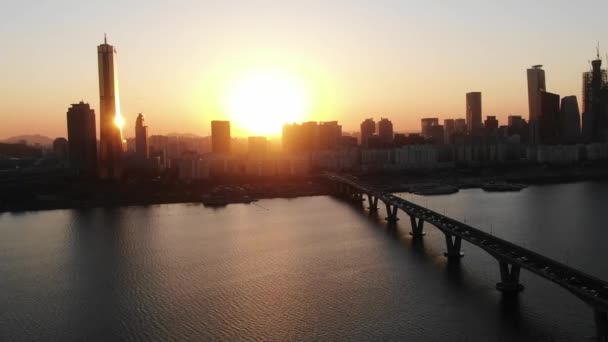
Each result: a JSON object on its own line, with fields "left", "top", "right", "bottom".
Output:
{"left": 1, "top": 0, "right": 608, "bottom": 139}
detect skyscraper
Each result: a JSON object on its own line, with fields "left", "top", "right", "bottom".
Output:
{"left": 211, "top": 120, "right": 231, "bottom": 154}
{"left": 539, "top": 91, "right": 561, "bottom": 144}
{"left": 466, "top": 92, "right": 482, "bottom": 133}
{"left": 560, "top": 96, "right": 581, "bottom": 143}
{"left": 360, "top": 118, "right": 376, "bottom": 147}
{"left": 377, "top": 118, "right": 394, "bottom": 144}
{"left": 98, "top": 35, "right": 124, "bottom": 179}
{"left": 581, "top": 52, "right": 608, "bottom": 142}
{"left": 135, "top": 113, "right": 149, "bottom": 159}
{"left": 66, "top": 102, "right": 97, "bottom": 175}
{"left": 527, "top": 65, "right": 546, "bottom": 123}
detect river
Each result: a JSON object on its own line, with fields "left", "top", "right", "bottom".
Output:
{"left": 1, "top": 181, "right": 607, "bottom": 341}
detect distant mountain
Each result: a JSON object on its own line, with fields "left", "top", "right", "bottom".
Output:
{"left": 3, "top": 134, "right": 54, "bottom": 146}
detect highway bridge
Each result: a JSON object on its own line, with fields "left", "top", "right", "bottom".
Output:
{"left": 324, "top": 172, "right": 608, "bottom": 341}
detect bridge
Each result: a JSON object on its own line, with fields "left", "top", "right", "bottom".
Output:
{"left": 324, "top": 172, "right": 608, "bottom": 341}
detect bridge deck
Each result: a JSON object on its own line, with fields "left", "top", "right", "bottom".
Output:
{"left": 325, "top": 173, "right": 608, "bottom": 311}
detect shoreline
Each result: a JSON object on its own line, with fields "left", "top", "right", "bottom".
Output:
{"left": 3, "top": 169, "right": 608, "bottom": 214}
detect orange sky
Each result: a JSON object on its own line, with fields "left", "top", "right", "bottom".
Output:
{"left": 1, "top": 1, "right": 607, "bottom": 139}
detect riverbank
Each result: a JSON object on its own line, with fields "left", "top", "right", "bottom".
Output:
{"left": 3, "top": 163, "right": 608, "bottom": 213}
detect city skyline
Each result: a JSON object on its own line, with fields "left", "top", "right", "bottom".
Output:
{"left": 1, "top": 1, "right": 608, "bottom": 139}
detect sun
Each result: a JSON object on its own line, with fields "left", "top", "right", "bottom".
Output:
{"left": 224, "top": 70, "right": 311, "bottom": 136}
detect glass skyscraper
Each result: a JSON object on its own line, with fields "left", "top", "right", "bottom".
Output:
{"left": 98, "top": 35, "right": 124, "bottom": 179}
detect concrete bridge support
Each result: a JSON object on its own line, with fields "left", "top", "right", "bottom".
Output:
{"left": 496, "top": 261, "right": 524, "bottom": 292}
{"left": 408, "top": 215, "right": 426, "bottom": 237}
{"left": 443, "top": 233, "right": 464, "bottom": 258}
{"left": 367, "top": 194, "right": 379, "bottom": 212}
{"left": 384, "top": 203, "right": 399, "bottom": 223}
{"left": 595, "top": 309, "right": 608, "bottom": 342}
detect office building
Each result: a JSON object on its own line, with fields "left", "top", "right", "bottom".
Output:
{"left": 560, "top": 96, "right": 581, "bottom": 143}
{"left": 98, "top": 35, "right": 124, "bottom": 179}
{"left": 211, "top": 120, "right": 231, "bottom": 154}
{"left": 66, "top": 102, "right": 97, "bottom": 175}
{"left": 466, "top": 92, "right": 482, "bottom": 132}
{"left": 360, "top": 118, "right": 376, "bottom": 147}
{"left": 539, "top": 91, "right": 561, "bottom": 144}
{"left": 135, "top": 113, "right": 149, "bottom": 159}
{"left": 527, "top": 65, "right": 546, "bottom": 123}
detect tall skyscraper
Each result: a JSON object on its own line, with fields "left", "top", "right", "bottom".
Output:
{"left": 377, "top": 118, "right": 394, "bottom": 144}
{"left": 66, "top": 101, "right": 97, "bottom": 175}
{"left": 560, "top": 96, "right": 581, "bottom": 143}
{"left": 98, "top": 35, "right": 124, "bottom": 179}
{"left": 539, "top": 91, "right": 561, "bottom": 144}
{"left": 360, "top": 118, "right": 376, "bottom": 147}
{"left": 581, "top": 51, "right": 608, "bottom": 142}
{"left": 211, "top": 120, "right": 231, "bottom": 154}
{"left": 466, "top": 92, "right": 482, "bottom": 133}
{"left": 527, "top": 65, "right": 546, "bottom": 123}
{"left": 135, "top": 113, "right": 149, "bottom": 159}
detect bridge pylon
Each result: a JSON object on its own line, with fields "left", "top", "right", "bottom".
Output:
{"left": 384, "top": 202, "right": 399, "bottom": 223}
{"left": 443, "top": 233, "right": 464, "bottom": 258}
{"left": 595, "top": 309, "right": 608, "bottom": 342}
{"left": 367, "top": 194, "right": 379, "bottom": 213}
{"left": 408, "top": 215, "right": 426, "bottom": 237}
{"left": 496, "top": 261, "right": 524, "bottom": 292}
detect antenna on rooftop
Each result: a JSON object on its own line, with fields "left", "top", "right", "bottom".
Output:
{"left": 596, "top": 41, "right": 600, "bottom": 60}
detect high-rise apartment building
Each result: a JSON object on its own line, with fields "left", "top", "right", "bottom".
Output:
{"left": 53, "top": 137, "right": 68, "bottom": 160}
{"left": 318, "top": 121, "right": 342, "bottom": 150}
{"left": 377, "top": 118, "right": 394, "bottom": 144}
{"left": 466, "top": 92, "right": 482, "bottom": 133}
{"left": 211, "top": 120, "right": 231, "bottom": 154}
{"left": 360, "top": 118, "right": 376, "bottom": 147}
{"left": 66, "top": 102, "right": 97, "bottom": 175}
{"left": 98, "top": 35, "right": 124, "bottom": 179}
{"left": 454, "top": 118, "right": 467, "bottom": 134}
{"left": 135, "top": 113, "right": 149, "bottom": 159}
{"left": 443, "top": 119, "right": 455, "bottom": 143}
{"left": 248, "top": 136, "right": 268, "bottom": 155}
{"left": 484, "top": 116, "right": 499, "bottom": 134}
{"left": 421, "top": 118, "right": 439, "bottom": 137}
